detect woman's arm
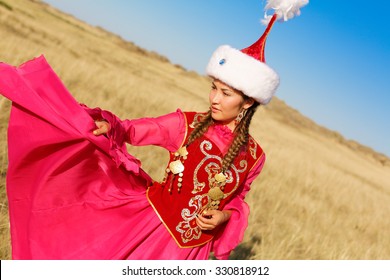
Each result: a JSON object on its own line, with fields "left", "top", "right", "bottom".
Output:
{"left": 120, "top": 111, "right": 186, "bottom": 152}
{"left": 83, "top": 104, "right": 186, "bottom": 152}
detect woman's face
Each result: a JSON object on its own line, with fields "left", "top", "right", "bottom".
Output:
{"left": 209, "top": 79, "right": 254, "bottom": 130}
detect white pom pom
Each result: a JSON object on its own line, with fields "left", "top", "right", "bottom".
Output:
{"left": 261, "top": 0, "right": 309, "bottom": 24}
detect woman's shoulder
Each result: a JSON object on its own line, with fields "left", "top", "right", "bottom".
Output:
{"left": 181, "top": 111, "right": 208, "bottom": 128}
{"left": 245, "top": 134, "right": 265, "bottom": 162}
{"left": 181, "top": 111, "right": 207, "bottom": 118}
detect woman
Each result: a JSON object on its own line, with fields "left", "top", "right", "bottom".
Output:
{"left": 0, "top": 0, "right": 306, "bottom": 259}
{"left": 85, "top": 75, "right": 267, "bottom": 259}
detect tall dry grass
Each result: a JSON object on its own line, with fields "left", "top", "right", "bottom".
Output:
{"left": 1, "top": 0, "right": 390, "bottom": 260}
{"left": 0, "top": 98, "right": 11, "bottom": 259}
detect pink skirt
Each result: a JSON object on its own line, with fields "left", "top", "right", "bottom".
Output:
{"left": 0, "top": 56, "right": 211, "bottom": 259}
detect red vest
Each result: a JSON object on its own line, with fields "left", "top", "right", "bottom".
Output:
{"left": 147, "top": 112, "right": 263, "bottom": 248}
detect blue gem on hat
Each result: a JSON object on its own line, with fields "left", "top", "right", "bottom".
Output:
{"left": 219, "top": 59, "right": 226, "bottom": 65}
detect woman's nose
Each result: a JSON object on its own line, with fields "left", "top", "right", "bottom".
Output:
{"left": 211, "top": 92, "right": 221, "bottom": 103}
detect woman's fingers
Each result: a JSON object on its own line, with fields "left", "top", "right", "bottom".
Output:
{"left": 196, "top": 209, "right": 231, "bottom": 230}
{"left": 196, "top": 216, "right": 215, "bottom": 230}
{"left": 196, "top": 211, "right": 219, "bottom": 230}
{"left": 93, "top": 120, "right": 110, "bottom": 136}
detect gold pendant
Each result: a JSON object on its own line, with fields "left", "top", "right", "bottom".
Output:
{"left": 207, "top": 187, "right": 224, "bottom": 201}
{"left": 214, "top": 172, "right": 226, "bottom": 183}
{"left": 178, "top": 146, "right": 189, "bottom": 157}
{"left": 169, "top": 160, "right": 184, "bottom": 174}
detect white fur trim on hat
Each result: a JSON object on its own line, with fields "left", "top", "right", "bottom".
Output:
{"left": 206, "top": 45, "right": 280, "bottom": 105}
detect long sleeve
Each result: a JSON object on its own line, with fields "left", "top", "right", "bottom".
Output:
{"left": 212, "top": 152, "right": 266, "bottom": 260}
{"left": 120, "top": 110, "right": 187, "bottom": 152}
{"left": 81, "top": 105, "right": 186, "bottom": 171}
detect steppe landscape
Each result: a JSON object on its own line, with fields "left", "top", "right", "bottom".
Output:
{"left": 1, "top": 0, "right": 389, "bottom": 259}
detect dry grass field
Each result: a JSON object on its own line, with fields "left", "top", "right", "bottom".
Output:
{"left": 1, "top": 0, "right": 390, "bottom": 260}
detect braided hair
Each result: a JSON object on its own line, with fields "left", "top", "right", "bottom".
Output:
{"left": 186, "top": 96, "right": 259, "bottom": 172}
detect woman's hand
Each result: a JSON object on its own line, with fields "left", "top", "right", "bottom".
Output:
{"left": 196, "top": 209, "right": 232, "bottom": 231}
{"left": 93, "top": 120, "right": 110, "bottom": 136}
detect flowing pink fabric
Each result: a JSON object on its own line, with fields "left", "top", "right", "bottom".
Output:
{"left": 0, "top": 56, "right": 265, "bottom": 259}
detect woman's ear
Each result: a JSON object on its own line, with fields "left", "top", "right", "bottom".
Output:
{"left": 242, "top": 97, "right": 255, "bottom": 109}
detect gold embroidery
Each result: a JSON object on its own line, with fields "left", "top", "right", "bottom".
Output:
{"left": 192, "top": 140, "right": 247, "bottom": 197}
{"left": 189, "top": 113, "right": 206, "bottom": 128}
{"left": 192, "top": 140, "right": 216, "bottom": 193}
{"left": 176, "top": 194, "right": 209, "bottom": 243}
{"left": 176, "top": 140, "right": 249, "bottom": 242}
{"left": 248, "top": 137, "right": 257, "bottom": 159}
{"left": 223, "top": 159, "right": 247, "bottom": 197}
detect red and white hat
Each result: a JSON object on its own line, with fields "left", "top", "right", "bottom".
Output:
{"left": 206, "top": 0, "right": 309, "bottom": 105}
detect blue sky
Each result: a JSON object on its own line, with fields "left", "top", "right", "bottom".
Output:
{"left": 43, "top": 0, "right": 390, "bottom": 157}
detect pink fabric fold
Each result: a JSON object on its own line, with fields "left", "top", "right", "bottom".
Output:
{"left": 80, "top": 104, "right": 143, "bottom": 174}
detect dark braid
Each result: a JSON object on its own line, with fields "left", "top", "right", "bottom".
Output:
{"left": 221, "top": 103, "right": 259, "bottom": 172}
{"left": 186, "top": 111, "right": 214, "bottom": 146}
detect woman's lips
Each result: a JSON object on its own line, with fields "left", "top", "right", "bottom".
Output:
{"left": 211, "top": 106, "right": 220, "bottom": 113}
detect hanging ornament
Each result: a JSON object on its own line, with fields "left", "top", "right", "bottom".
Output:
{"left": 169, "top": 160, "right": 185, "bottom": 175}
{"left": 214, "top": 172, "right": 227, "bottom": 183}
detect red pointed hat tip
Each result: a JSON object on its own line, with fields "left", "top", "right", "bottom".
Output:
{"left": 241, "top": 14, "right": 278, "bottom": 63}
